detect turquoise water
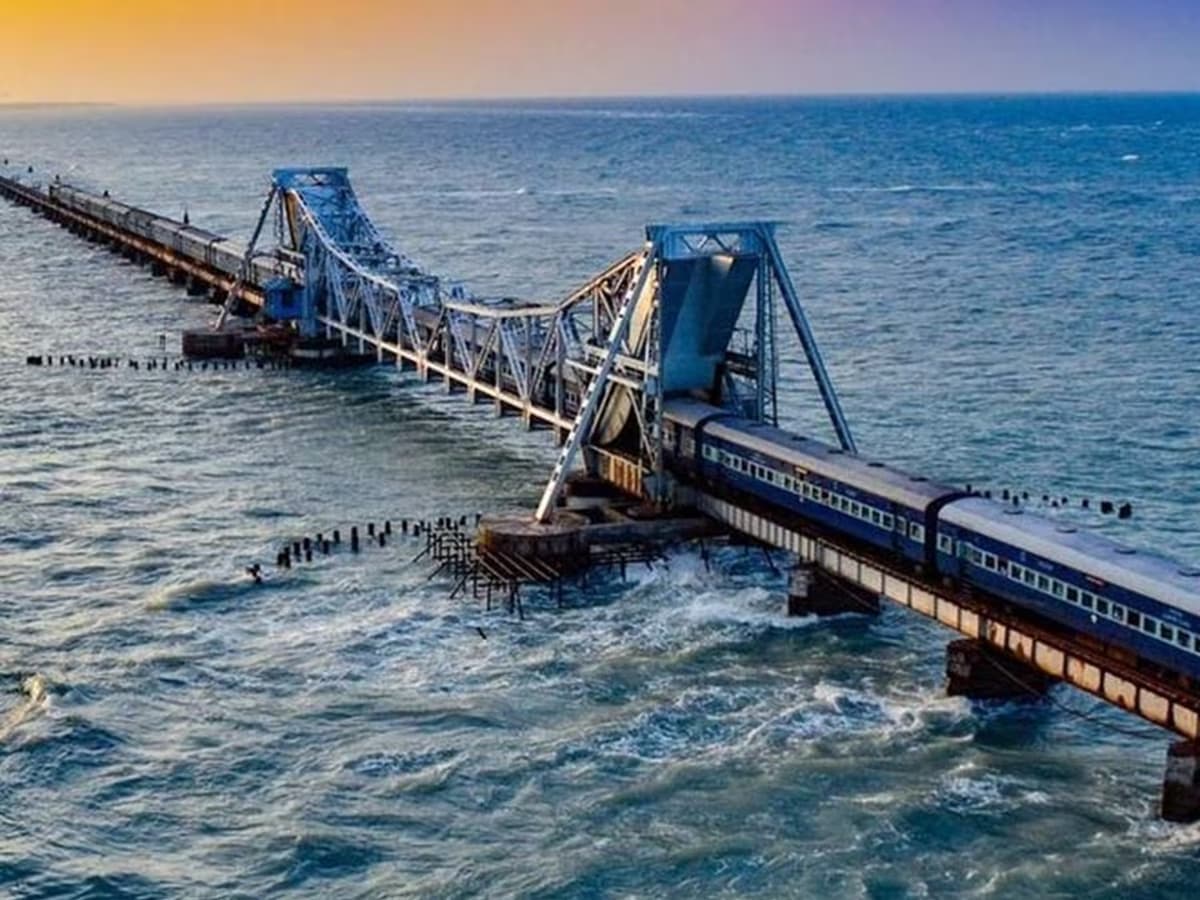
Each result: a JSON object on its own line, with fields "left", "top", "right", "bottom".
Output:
{"left": 1, "top": 95, "right": 1199, "bottom": 897}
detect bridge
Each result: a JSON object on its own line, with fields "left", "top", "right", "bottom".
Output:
{"left": 3, "top": 161, "right": 1199, "bottom": 821}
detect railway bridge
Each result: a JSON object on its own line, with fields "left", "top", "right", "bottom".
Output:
{"left": 3, "top": 162, "right": 1199, "bottom": 821}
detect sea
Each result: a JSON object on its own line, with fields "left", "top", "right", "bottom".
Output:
{"left": 1, "top": 95, "right": 1198, "bottom": 898}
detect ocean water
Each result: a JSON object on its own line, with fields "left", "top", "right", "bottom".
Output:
{"left": 1, "top": 95, "right": 1199, "bottom": 897}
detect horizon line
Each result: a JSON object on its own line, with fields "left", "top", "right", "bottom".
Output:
{"left": 3, "top": 88, "right": 1200, "bottom": 110}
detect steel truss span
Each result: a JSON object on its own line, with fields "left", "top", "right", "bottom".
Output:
{"left": 262, "top": 169, "right": 853, "bottom": 520}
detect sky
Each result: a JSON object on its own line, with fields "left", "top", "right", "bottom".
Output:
{"left": 0, "top": 0, "right": 1197, "bottom": 104}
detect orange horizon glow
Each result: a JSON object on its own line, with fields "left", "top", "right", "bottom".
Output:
{"left": 0, "top": 0, "right": 1196, "bottom": 105}
{"left": 0, "top": 0, "right": 826, "bottom": 105}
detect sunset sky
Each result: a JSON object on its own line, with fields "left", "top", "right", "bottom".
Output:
{"left": 1, "top": 0, "right": 1197, "bottom": 104}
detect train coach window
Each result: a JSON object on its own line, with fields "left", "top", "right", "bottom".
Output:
{"left": 1037, "top": 575, "right": 1050, "bottom": 592}
{"left": 1066, "top": 586, "right": 1079, "bottom": 603}
{"left": 1143, "top": 618, "right": 1158, "bottom": 636}
{"left": 883, "top": 514, "right": 894, "bottom": 529}
{"left": 1081, "top": 593, "right": 1094, "bottom": 610}
{"left": 1096, "top": 598, "right": 1109, "bottom": 615}
{"left": 1052, "top": 580, "right": 1064, "bottom": 598}
{"left": 984, "top": 553, "right": 997, "bottom": 570}
{"left": 1176, "top": 632, "right": 1192, "bottom": 651}
{"left": 871, "top": 510, "right": 882, "bottom": 526}
{"left": 1161, "top": 625, "right": 1175, "bottom": 642}
{"left": 1024, "top": 570, "right": 1037, "bottom": 587}
{"left": 1126, "top": 611, "right": 1141, "bottom": 629}
{"left": 1110, "top": 605, "right": 1125, "bottom": 623}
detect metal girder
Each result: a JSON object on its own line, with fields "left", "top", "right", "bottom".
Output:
{"left": 535, "top": 244, "right": 656, "bottom": 522}
{"left": 762, "top": 228, "right": 856, "bottom": 453}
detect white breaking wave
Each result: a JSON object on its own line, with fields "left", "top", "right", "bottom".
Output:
{"left": 0, "top": 673, "right": 51, "bottom": 742}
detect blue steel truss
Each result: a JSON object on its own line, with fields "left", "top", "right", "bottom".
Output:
{"left": 244, "top": 168, "right": 855, "bottom": 520}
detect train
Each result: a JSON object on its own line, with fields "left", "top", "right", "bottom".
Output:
{"left": 663, "top": 398, "right": 1200, "bottom": 682}
{"left": 46, "top": 182, "right": 298, "bottom": 288}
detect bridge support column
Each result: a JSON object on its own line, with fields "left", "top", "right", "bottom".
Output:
{"left": 787, "top": 562, "right": 879, "bottom": 616}
{"left": 945, "top": 639, "right": 1054, "bottom": 700}
{"left": 1162, "top": 741, "right": 1200, "bottom": 823}
{"left": 186, "top": 276, "right": 209, "bottom": 297}
{"left": 150, "top": 260, "right": 166, "bottom": 277}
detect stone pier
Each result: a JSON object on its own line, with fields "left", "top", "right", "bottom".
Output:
{"left": 1162, "top": 740, "right": 1200, "bottom": 823}
{"left": 787, "top": 562, "right": 880, "bottom": 616}
{"left": 945, "top": 638, "right": 1055, "bottom": 699}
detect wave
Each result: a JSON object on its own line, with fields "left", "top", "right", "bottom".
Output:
{"left": 934, "top": 766, "right": 1049, "bottom": 815}
{"left": 144, "top": 575, "right": 266, "bottom": 611}
{"left": 828, "top": 183, "right": 997, "bottom": 195}
{"left": 0, "top": 673, "right": 52, "bottom": 742}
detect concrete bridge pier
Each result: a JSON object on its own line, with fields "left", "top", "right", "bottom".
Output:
{"left": 186, "top": 275, "right": 209, "bottom": 297}
{"left": 945, "top": 638, "right": 1055, "bottom": 700}
{"left": 1162, "top": 741, "right": 1200, "bottom": 823}
{"left": 787, "top": 562, "right": 880, "bottom": 616}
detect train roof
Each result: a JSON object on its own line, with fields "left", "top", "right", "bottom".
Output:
{"left": 664, "top": 399, "right": 961, "bottom": 511}
{"left": 178, "top": 224, "right": 223, "bottom": 242}
{"left": 941, "top": 497, "right": 1200, "bottom": 615}
{"left": 663, "top": 397, "right": 730, "bottom": 430}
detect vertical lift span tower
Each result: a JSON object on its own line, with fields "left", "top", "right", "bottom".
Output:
{"left": 535, "top": 222, "right": 856, "bottom": 522}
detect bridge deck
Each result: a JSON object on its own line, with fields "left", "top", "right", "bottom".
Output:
{"left": 5, "top": 168, "right": 1200, "bottom": 754}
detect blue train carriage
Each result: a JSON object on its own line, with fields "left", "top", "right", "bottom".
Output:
{"left": 662, "top": 398, "right": 728, "bottom": 475}
{"left": 937, "top": 497, "right": 1200, "bottom": 681}
{"left": 209, "top": 239, "right": 247, "bottom": 277}
{"left": 663, "top": 400, "right": 963, "bottom": 565}
{"left": 177, "top": 224, "right": 223, "bottom": 263}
